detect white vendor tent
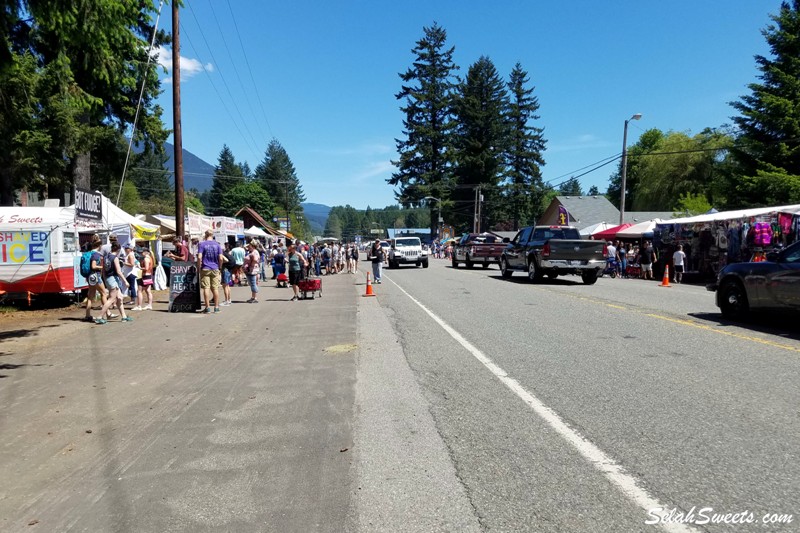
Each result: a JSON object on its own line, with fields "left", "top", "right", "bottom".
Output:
{"left": 616, "top": 219, "right": 661, "bottom": 239}
{"left": 579, "top": 221, "right": 614, "bottom": 237}
{"left": 245, "top": 226, "right": 269, "bottom": 238}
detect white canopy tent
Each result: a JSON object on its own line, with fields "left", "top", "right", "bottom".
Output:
{"left": 244, "top": 226, "right": 269, "bottom": 238}
{"left": 579, "top": 221, "right": 614, "bottom": 237}
{"left": 665, "top": 204, "right": 800, "bottom": 225}
{"left": 616, "top": 219, "right": 661, "bottom": 239}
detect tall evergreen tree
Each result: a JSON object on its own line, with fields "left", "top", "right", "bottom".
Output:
{"left": 390, "top": 23, "right": 459, "bottom": 237}
{"left": 503, "top": 62, "right": 547, "bottom": 229}
{"left": 0, "top": 1, "right": 169, "bottom": 204}
{"left": 452, "top": 56, "right": 509, "bottom": 231}
{"left": 208, "top": 145, "right": 245, "bottom": 215}
{"left": 729, "top": 0, "right": 800, "bottom": 205}
{"left": 254, "top": 139, "right": 306, "bottom": 219}
{"left": 129, "top": 147, "right": 172, "bottom": 201}
{"left": 558, "top": 177, "right": 583, "bottom": 196}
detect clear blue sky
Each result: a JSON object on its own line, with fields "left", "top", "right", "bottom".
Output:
{"left": 154, "top": 0, "right": 778, "bottom": 210}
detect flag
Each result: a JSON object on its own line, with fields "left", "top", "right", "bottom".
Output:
{"left": 557, "top": 205, "right": 570, "bottom": 225}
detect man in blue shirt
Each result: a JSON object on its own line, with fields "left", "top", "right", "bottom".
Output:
{"left": 197, "top": 229, "right": 225, "bottom": 313}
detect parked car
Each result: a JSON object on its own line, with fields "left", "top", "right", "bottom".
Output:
{"left": 451, "top": 233, "right": 506, "bottom": 269}
{"left": 500, "top": 225, "right": 606, "bottom": 284}
{"left": 707, "top": 240, "right": 800, "bottom": 319}
{"left": 388, "top": 237, "right": 429, "bottom": 268}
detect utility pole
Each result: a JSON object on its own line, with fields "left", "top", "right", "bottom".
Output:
{"left": 172, "top": 1, "right": 185, "bottom": 239}
{"left": 473, "top": 186, "right": 483, "bottom": 233}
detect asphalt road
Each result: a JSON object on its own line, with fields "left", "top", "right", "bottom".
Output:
{"left": 369, "top": 258, "right": 799, "bottom": 532}
{"left": 1, "top": 258, "right": 798, "bottom": 532}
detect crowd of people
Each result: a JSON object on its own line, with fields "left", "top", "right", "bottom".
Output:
{"left": 603, "top": 239, "right": 687, "bottom": 283}
{"left": 81, "top": 231, "right": 376, "bottom": 321}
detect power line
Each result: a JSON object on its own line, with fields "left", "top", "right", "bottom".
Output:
{"left": 205, "top": 0, "right": 268, "bottom": 145}
{"left": 178, "top": 25, "right": 260, "bottom": 158}
{"left": 184, "top": 2, "right": 263, "bottom": 157}
{"left": 225, "top": 0, "right": 274, "bottom": 140}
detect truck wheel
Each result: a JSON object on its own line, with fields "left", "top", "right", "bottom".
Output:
{"left": 719, "top": 279, "right": 749, "bottom": 320}
{"left": 527, "top": 260, "right": 541, "bottom": 282}
{"left": 547, "top": 272, "right": 558, "bottom": 279}
{"left": 451, "top": 256, "right": 459, "bottom": 268}
{"left": 500, "top": 258, "right": 513, "bottom": 279}
{"left": 581, "top": 271, "right": 598, "bottom": 285}
{"left": 422, "top": 259, "right": 429, "bottom": 268}
{"left": 465, "top": 255, "right": 474, "bottom": 269}
{"left": 482, "top": 263, "right": 489, "bottom": 269}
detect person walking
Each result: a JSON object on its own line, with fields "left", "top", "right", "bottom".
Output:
{"left": 245, "top": 241, "right": 261, "bottom": 303}
{"left": 672, "top": 244, "right": 687, "bottom": 284}
{"left": 83, "top": 235, "right": 108, "bottom": 322}
{"left": 122, "top": 243, "right": 140, "bottom": 309}
{"left": 639, "top": 241, "right": 656, "bottom": 280}
{"left": 231, "top": 241, "right": 246, "bottom": 286}
{"left": 138, "top": 248, "right": 154, "bottom": 310}
{"left": 197, "top": 229, "right": 224, "bottom": 313}
{"left": 221, "top": 242, "right": 234, "bottom": 306}
{"left": 287, "top": 243, "right": 308, "bottom": 301}
{"left": 95, "top": 242, "right": 132, "bottom": 324}
{"left": 370, "top": 238, "right": 384, "bottom": 284}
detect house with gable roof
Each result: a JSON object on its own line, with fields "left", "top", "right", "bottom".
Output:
{"left": 539, "top": 196, "right": 674, "bottom": 230}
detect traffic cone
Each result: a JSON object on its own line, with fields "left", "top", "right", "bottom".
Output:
{"left": 659, "top": 265, "right": 671, "bottom": 287}
{"left": 363, "top": 272, "right": 376, "bottom": 297}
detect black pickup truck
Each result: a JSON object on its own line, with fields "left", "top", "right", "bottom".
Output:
{"left": 500, "top": 225, "right": 606, "bottom": 284}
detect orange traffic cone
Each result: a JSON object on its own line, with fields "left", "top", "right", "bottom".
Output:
{"left": 363, "top": 272, "right": 376, "bottom": 297}
{"left": 659, "top": 265, "right": 671, "bottom": 287}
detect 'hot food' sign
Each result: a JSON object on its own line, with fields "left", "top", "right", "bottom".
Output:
{"left": 74, "top": 187, "right": 102, "bottom": 221}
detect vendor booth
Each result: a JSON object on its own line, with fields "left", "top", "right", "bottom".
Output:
{"left": 0, "top": 194, "right": 159, "bottom": 296}
{"left": 212, "top": 216, "right": 245, "bottom": 244}
{"left": 654, "top": 204, "right": 800, "bottom": 279}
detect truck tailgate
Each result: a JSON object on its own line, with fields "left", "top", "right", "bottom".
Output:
{"left": 547, "top": 240, "right": 605, "bottom": 261}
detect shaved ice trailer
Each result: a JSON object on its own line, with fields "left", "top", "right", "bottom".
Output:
{"left": 0, "top": 202, "right": 159, "bottom": 298}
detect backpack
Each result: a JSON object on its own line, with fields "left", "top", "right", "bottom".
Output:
{"left": 79, "top": 251, "right": 94, "bottom": 278}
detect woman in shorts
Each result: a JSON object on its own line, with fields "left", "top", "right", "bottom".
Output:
{"left": 287, "top": 243, "right": 308, "bottom": 301}
{"left": 137, "top": 247, "right": 154, "bottom": 310}
{"left": 244, "top": 242, "right": 260, "bottom": 303}
{"left": 95, "top": 242, "right": 132, "bottom": 324}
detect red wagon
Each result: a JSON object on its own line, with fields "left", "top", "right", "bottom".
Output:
{"left": 298, "top": 277, "right": 322, "bottom": 299}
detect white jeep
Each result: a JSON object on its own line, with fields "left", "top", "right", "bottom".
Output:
{"left": 388, "top": 237, "right": 429, "bottom": 269}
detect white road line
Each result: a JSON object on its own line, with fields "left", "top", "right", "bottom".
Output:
{"left": 386, "top": 277, "right": 698, "bottom": 533}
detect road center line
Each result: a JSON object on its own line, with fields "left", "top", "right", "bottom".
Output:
{"left": 385, "top": 277, "right": 698, "bottom": 533}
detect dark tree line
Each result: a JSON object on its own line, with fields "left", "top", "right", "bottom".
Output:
{"left": 390, "top": 23, "right": 547, "bottom": 235}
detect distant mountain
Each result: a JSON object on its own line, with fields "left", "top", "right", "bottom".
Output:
{"left": 301, "top": 202, "right": 331, "bottom": 234}
{"left": 134, "top": 141, "right": 216, "bottom": 193}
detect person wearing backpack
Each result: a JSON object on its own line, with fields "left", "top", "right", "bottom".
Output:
{"left": 82, "top": 235, "right": 108, "bottom": 323}
{"left": 94, "top": 242, "right": 132, "bottom": 324}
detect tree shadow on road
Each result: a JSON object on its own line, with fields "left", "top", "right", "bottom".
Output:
{"left": 689, "top": 312, "right": 800, "bottom": 342}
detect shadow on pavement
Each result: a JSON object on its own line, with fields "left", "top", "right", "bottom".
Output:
{"left": 689, "top": 311, "right": 800, "bottom": 342}
{"left": 486, "top": 274, "right": 585, "bottom": 286}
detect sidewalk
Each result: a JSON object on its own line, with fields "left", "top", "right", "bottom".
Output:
{"left": 0, "top": 274, "right": 358, "bottom": 532}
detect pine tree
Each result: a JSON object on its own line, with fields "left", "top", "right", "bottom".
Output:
{"left": 729, "top": 0, "right": 800, "bottom": 205}
{"left": 503, "top": 63, "right": 546, "bottom": 229}
{"left": 209, "top": 145, "right": 244, "bottom": 215}
{"left": 452, "top": 56, "right": 510, "bottom": 231}
{"left": 390, "top": 23, "right": 459, "bottom": 237}
{"left": 558, "top": 177, "right": 583, "bottom": 196}
{"left": 254, "top": 139, "right": 306, "bottom": 220}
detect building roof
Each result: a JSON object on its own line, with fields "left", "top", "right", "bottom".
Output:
{"left": 235, "top": 207, "right": 282, "bottom": 236}
{"left": 540, "top": 196, "right": 620, "bottom": 230}
{"left": 625, "top": 211, "right": 675, "bottom": 223}
{"left": 541, "top": 196, "right": 677, "bottom": 230}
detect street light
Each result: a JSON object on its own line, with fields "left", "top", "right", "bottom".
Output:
{"left": 619, "top": 113, "right": 642, "bottom": 225}
{"left": 423, "top": 196, "right": 442, "bottom": 241}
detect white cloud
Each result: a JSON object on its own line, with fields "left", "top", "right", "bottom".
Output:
{"left": 353, "top": 160, "right": 394, "bottom": 181}
{"left": 154, "top": 47, "right": 213, "bottom": 82}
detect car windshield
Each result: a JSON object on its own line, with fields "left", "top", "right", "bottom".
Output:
{"left": 395, "top": 239, "right": 420, "bottom": 248}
